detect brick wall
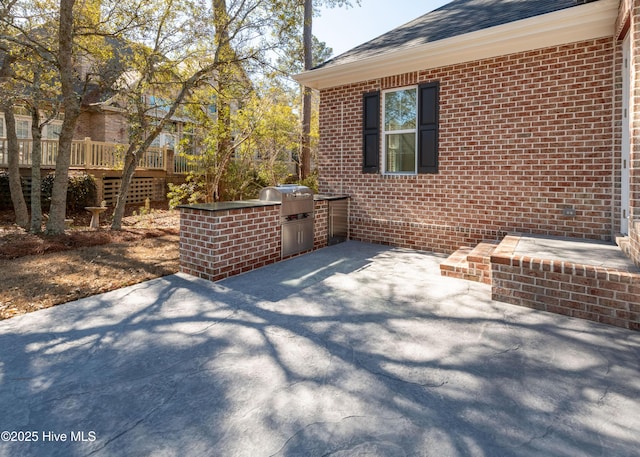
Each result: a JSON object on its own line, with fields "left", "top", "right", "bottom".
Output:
{"left": 75, "top": 111, "right": 128, "bottom": 143}
{"left": 491, "top": 236, "right": 640, "bottom": 331}
{"left": 102, "top": 112, "right": 128, "bottom": 144}
{"left": 180, "top": 205, "right": 281, "bottom": 282}
{"left": 74, "top": 112, "right": 98, "bottom": 140}
{"left": 318, "top": 37, "right": 616, "bottom": 254}
{"left": 180, "top": 200, "right": 332, "bottom": 283}
{"left": 629, "top": 0, "right": 640, "bottom": 266}
{"left": 314, "top": 199, "right": 329, "bottom": 250}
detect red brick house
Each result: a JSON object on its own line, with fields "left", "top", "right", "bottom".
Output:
{"left": 295, "top": 0, "right": 640, "bottom": 267}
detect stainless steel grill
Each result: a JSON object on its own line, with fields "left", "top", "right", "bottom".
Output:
{"left": 259, "top": 185, "right": 314, "bottom": 257}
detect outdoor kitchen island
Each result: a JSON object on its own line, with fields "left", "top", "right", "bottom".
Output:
{"left": 179, "top": 191, "right": 348, "bottom": 282}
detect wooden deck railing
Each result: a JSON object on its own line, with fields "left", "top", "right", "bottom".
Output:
{"left": 173, "top": 154, "right": 201, "bottom": 174}
{"left": 0, "top": 138, "right": 296, "bottom": 176}
{"left": 0, "top": 137, "right": 172, "bottom": 172}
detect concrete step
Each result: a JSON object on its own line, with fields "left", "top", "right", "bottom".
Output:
{"left": 440, "top": 241, "right": 499, "bottom": 285}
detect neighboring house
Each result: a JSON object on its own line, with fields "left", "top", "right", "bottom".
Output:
{"left": 0, "top": 101, "right": 187, "bottom": 205}
{"left": 75, "top": 95, "right": 188, "bottom": 151}
{"left": 0, "top": 108, "right": 63, "bottom": 143}
{"left": 0, "top": 37, "right": 194, "bottom": 204}
{"left": 295, "top": 0, "right": 640, "bottom": 267}
{"left": 1, "top": 70, "right": 212, "bottom": 204}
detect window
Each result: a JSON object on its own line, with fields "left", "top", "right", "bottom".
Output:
{"left": 0, "top": 116, "right": 4, "bottom": 138}
{"left": 362, "top": 82, "right": 439, "bottom": 174}
{"left": 16, "top": 119, "right": 30, "bottom": 139}
{"left": 150, "top": 126, "right": 176, "bottom": 148}
{"left": 148, "top": 95, "right": 170, "bottom": 112}
{"left": 162, "top": 132, "right": 176, "bottom": 148}
{"left": 45, "top": 122, "right": 62, "bottom": 140}
{"left": 384, "top": 88, "right": 417, "bottom": 173}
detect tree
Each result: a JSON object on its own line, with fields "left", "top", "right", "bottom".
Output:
{"left": 299, "top": 0, "right": 358, "bottom": 180}
{"left": 27, "top": 52, "right": 62, "bottom": 232}
{"left": 29, "top": 106, "right": 44, "bottom": 232}
{"left": 247, "top": 86, "right": 300, "bottom": 186}
{"left": 109, "top": 0, "right": 306, "bottom": 227}
{"left": 1, "top": 0, "right": 109, "bottom": 233}
{"left": 0, "top": 5, "right": 29, "bottom": 228}
{"left": 0, "top": 103, "right": 29, "bottom": 228}
{"left": 108, "top": 0, "right": 234, "bottom": 228}
{"left": 171, "top": 79, "right": 254, "bottom": 205}
{"left": 168, "top": 79, "right": 302, "bottom": 206}
{"left": 46, "top": 0, "right": 82, "bottom": 234}
{"left": 1, "top": 0, "right": 155, "bottom": 233}
{"left": 5, "top": 10, "right": 63, "bottom": 233}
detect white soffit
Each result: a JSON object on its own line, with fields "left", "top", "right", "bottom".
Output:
{"left": 295, "top": 0, "right": 619, "bottom": 90}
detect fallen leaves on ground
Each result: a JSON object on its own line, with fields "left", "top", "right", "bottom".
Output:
{"left": 0, "top": 206, "right": 180, "bottom": 320}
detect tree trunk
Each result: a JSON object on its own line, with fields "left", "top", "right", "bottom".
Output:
{"left": 110, "top": 149, "right": 137, "bottom": 230}
{"left": 47, "top": 0, "right": 81, "bottom": 234}
{"left": 2, "top": 105, "right": 29, "bottom": 228}
{"left": 300, "top": 0, "right": 313, "bottom": 180}
{"left": 30, "top": 107, "right": 43, "bottom": 234}
{"left": 213, "top": 0, "right": 234, "bottom": 201}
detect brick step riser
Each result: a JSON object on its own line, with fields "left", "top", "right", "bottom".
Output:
{"left": 440, "top": 241, "right": 499, "bottom": 285}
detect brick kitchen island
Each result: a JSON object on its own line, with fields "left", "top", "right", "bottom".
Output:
{"left": 179, "top": 195, "right": 348, "bottom": 282}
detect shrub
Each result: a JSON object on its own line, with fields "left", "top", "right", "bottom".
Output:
{"left": 41, "top": 173, "right": 98, "bottom": 212}
{"left": 167, "top": 178, "right": 206, "bottom": 209}
{"left": 0, "top": 171, "right": 11, "bottom": 210}
{"left": 67, "top": 174, "right": 98, "bottom": 211}
{"left": 0, "top": 171, "right": 29, "bottom": 210}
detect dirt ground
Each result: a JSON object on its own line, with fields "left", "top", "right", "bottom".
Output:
{"left": 0, "top": 202, "right": 180, "bottom": 320}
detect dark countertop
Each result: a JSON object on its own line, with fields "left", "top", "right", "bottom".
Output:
{"left": 178, "top": 200, "right": 278, "bottom": 212}
{"left": 179, "top": 195, "right": 349, "bottom": 213}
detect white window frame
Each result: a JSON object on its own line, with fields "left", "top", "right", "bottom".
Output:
{"left": 382, "top": 86, "right": 418, "bottom": 175}
{"left": 15, "top": 117, "right": 31, "bottom": 139}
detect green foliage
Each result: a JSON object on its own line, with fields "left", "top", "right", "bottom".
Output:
{"left": 219, "top": 160, "right": 268, "bottom": 201}
{"left": 167, "top": 178, "right": 207, "bottom": 209}
{"left": 281, "top": 170, "right": 318, "bottom": 192}
{"left": 67, "top": 174, "right": 98, "bottom": 211}
{"left": 1, "top": 172, "right": 97, "bottom": 213}
{"left": 174, "top": 79, "right": 300, "bottom": 203}
{"left": 298, "top": 171, "right": 319, "bottom": 192}
{"left": 132, "top": 198, "right": 153, "bottom": 216}
{"left": 41, "top": 173, "right": 97, "bottom": 212}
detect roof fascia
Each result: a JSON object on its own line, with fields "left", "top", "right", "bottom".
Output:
{"left": 295, "top": 0, "right": 619, "bottom": 90}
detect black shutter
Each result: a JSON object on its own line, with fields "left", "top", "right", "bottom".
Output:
{"left": 417, "top": 82, "right": 439, "bottom": 174}
{"left": 362, "top": 91, "right": 380, "bottom": 173}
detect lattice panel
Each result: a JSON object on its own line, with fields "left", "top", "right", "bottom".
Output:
{"left": 102, "top": 177, "right": 155, "bottom": 205}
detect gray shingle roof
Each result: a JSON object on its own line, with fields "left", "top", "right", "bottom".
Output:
{"left": 316, "top": 0, "right": 589, "bottom": 69}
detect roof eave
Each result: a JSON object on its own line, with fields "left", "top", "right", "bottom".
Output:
{"left": 294, "top": 0, "right": 618, "bottom": 90}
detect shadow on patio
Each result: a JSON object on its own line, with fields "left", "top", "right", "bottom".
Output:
{"left": 0, "top": 241, "right": 638, "bottom": 456}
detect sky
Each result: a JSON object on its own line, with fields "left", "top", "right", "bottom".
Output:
{"left": 314, "top": 0, "right": 452, "bottom": 58}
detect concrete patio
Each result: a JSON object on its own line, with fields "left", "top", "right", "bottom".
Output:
{"left": 0, "top": 241, "right": 638, "bottom": 456}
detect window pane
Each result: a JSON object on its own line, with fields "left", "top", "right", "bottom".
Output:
{"left": 0, "top": 118, "right": 4, "bottom": 138}
{"left": 46, "top": 123, "right": 62, "bottom": 139}
{"left": 384, "top": 89, "right": 416, "bottom": 131}
{"left": 164, "top": 133, "right": 175, "bottom": 148}
{"left": 16, "top": 120, "right": 29, "bottom": 139}
{"left": 386, "top": 133, "right": 415, "bottom": 172}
